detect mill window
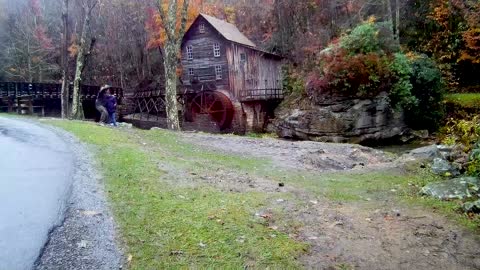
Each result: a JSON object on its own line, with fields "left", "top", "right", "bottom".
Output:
{"left": 240, "top": 53, "right": 247, "bottom": 63}
{"left": 188, "top": 68, "right": 194, "bottom": 76}
{"left": 187, "top": 46, "right": 193, "bottom": 60}
{"left": 215, "top": 65, "right": 222, "bottom": 80}
{"left": 199, "top": 23, "right": 205, "bottom": 33}
{"left": 213, "top": 43, "right": 221, "bottom": 57}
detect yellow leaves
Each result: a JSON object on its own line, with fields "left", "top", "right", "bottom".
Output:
{"left": 405, "top": 51, "right": 421, "bottom": 61}
{"left": 68, "top": 43, "right": 79, "bottom": 58}
{"left": 224, "top": 6, "right": 236, "bottom": 23}
{"left": 68, "top": 34, "right": 79, "bottom": 57}
{"left": 366, "top": 16, "right": 376, "bottom": 24}
{"left": 147, "top": 0, "right": 200, "bottom": 48}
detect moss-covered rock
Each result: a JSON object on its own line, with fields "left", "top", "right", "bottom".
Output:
{"left": 420, "top": 177, "right": 480, "bottom": 200}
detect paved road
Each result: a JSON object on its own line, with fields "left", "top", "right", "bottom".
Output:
{"left": 0, "top": 117, "right": 74, "bottom": 270}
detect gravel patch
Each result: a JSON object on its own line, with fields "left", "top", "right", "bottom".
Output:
{"left": 35, "top": 125, "right": 123, "bottom": 270}
{"left": 181, "top": 132, "right": 393, "bottom": 172}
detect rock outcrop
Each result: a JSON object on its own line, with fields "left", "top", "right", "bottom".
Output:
{"left": 271, "top": 92, "right": 407, "bottom": 143}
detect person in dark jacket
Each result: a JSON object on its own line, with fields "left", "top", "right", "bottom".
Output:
{"left": 105, "top": 89, "right": 117, "bottom": 126}
{"left": 96, "top": 85, "right": 110, "bottom": 124}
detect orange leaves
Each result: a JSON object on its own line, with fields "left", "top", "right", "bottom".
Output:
{"left": 460, "top": 27, "right": 480, "bottom": 63}
{"left": 146, "top": 0, "right": 200, "bottom": 49}
{"left": 145, "top": 0, "right": 251, "bottom": 50}
{"left": 460, "top": 1, "right": 480, "bottom": 64}
{"left": 68, "top": 35, "right": 79, "bottom": 58}
{"left": 425, "top": 0, "right": 480, "bottom": 66}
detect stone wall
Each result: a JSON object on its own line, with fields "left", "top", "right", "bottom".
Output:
{"left": 271, "top": 92, "right": 407, "bottom": 143}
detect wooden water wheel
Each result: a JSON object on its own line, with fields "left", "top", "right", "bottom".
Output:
{"left": 189, "top": 91, "right": 234, "bottom": 130}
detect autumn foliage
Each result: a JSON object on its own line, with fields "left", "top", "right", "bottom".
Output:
{"left": 302, "top": 21, "right": 445, "bottom": 130}
{"left": 145, "top": 0, "right": 231, "bottom": 50}
{"left": 422, "top": 0, "right": 480, "bottom": 88}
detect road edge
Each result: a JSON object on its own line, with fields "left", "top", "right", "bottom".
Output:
{"left": 34, "top": 120, "right": 124, "bottom": 270}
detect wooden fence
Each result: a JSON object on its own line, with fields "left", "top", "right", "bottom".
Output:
{"left": 0, "top": 82, "right": 123, "bottom": 100}
{"left": 0, "top": 82, "right": 123, "bottom": 118}
{"left": 239, "top": 88, "right": 284, "bottom": 101}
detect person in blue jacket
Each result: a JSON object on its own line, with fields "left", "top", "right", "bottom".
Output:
{"left": 105, "top": 89, "right": 117, "bottom": 127}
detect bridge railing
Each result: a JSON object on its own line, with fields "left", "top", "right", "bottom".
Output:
{"left": 239, "top": 88, "right": 284, "bottom": 102}
{"left": 0, "top": 82, "right": 123, "bottom": 100}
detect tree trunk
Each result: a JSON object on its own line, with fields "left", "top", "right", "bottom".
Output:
{"left": 60, "top": 0, "right": 69, "bottom": 118}
{"left": 156, "top": 0, "right": 189, "bottom": 131}
{"left": 385, "top": 0, "right": 399, "bottom": 46}
{"left": 395, "top": 0, "right": 400, "bottom": 43}
{"left": 163, "top": 41, "right": 180, "bottom": 131}
{"left": 27, "top": 42, "right": 33, "bottom": 83}
{"left": 71, "top": 3, "right": 95, "bottom": 119}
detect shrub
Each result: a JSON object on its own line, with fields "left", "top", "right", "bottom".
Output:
{"left": 441, "top": 116, "right": 480, "bottom": 177}
{"left": 340, "top": 20, "right": 398, "bottom": 55}
{"left": 468, "top": 142, "right": 480, "bottom": 177}
{"left": 441, "top": 115, "right": 480, "bottom": 151}
{"left": 282, "top": 66, "right": 305, "bottom": 96}
{"left": 440, "top": 117, "right": 480, "bottom": 177}
{"left": 388, "top": 53, "right": 417, "bottom": 110}
{"left": 406, "top": 54, "right": 446, "bottom": 131}
{"left": 340, "top": 21, "right": 381, "bottom": 55}
{"left": 308, "top": 22, "right": 407, "bottom": 100}
{"left": 309, "top": 48, "right": 391, "bottom": 98}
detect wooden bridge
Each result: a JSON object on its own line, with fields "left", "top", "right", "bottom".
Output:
{"left": 0, "top": 82, "right": 123, "bottom": 118}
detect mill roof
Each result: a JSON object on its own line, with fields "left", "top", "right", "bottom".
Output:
{"left": 197, "top": 13, "right": 257, "bottom": 48}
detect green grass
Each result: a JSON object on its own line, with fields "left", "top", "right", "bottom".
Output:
{"left": 46, "top": 120, "right": 307, "bottom": 269}
{"left": 445, "top": 93, "right": 480, "bottom": 108}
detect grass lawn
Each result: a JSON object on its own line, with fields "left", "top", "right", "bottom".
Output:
{"left": 445, "top": 93, "right": 480, "bottom": 108}
{"left": 40, "top": 119, "right": 480, "bottom": 268}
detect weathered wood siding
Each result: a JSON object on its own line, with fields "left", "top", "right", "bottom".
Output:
{"left": 226, "top": 43, "right": 282, "bottom": 100}
{"left": 181, "top": 17, "right": 230, "bottom": 91}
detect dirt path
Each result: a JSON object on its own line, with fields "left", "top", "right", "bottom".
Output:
{"left": 181, "top": 132, "right": 394, "bottom": 172}
{"left": 180, "top": 132, "right": 480, "bottom": 270}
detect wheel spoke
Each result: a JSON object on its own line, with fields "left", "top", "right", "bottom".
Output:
{"left": 189, "top": 91, "right": 233, "bottom": 129}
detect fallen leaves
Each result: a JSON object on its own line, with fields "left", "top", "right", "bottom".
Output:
{"left": 260, "top": 213, "right": 272, "bottom": 219}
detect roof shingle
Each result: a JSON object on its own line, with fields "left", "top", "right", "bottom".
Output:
{"left": 199, "top": 13, "right": 256, "bottom": 48}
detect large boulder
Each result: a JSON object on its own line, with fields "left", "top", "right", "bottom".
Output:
{"left": 420, "top": 177, "right": 480, "bottom": 200}
{"left": 272, "top": 93, "right": 407, "bottom": 143}
{"left": 431, "top": 157, "right": 460, "bottom": 176}
{"left": 406, "top": 145, "right": 442, "bottom": 161}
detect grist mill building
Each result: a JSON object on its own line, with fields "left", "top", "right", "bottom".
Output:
{"left": 180, "top": 13, "right": 284, "bottom": 133}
